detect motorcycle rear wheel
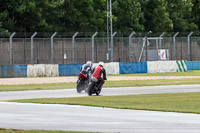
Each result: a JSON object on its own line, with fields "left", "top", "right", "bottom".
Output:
{"left": 87, "top": 82, "right": 94, "bottom": 96}
{"left": 76, "top": 80, "right": 83, "bottom": 93}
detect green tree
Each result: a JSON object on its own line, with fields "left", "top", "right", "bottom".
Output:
{"left": 191, "top": 0, "right": 200, "bottom": 32}
{"left": 0, "top": 0, "right": 63, "bottom": 32}
{"left": 141, "top": 0, "right": 173, "bottom": 32}
{"left": 112, "top": 0, "right": 145, "bottom": 33}
{"left": 167, "top": 0, "right": 198, "bottom": 32}
{"left": 62, "top": 0, "right": 106, "bottom": 32}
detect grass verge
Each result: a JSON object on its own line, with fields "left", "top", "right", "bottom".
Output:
{"left": 111, "top": 70, "right": 200, "bottom": 76}
{"left": 0, "top": 128, "right": 92, "bottom": 133}
{"left": 10, "top": 92, "right": 200, "bottom": 114}
{"left": 1, "top": 78, "right": 200, "bottom": 91}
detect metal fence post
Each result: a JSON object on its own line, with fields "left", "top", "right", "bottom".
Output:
{"left": 111, "top": 32, "right": 117, "bottom": 62}
{"left": 9, "top": 32, "right": 16, "bottom": 65}
{"left": 187, "top": 32, "right": 193, "bottom": 61}
{"left": 51, "top": 32, "right": 57, "bottom": 64}
{"left": 31, "top": 32, "right": 37, "bottom": 64}
{"left": 92, "top": 32, "right": 98, "bottom": 63}
{"left": 72, "top": 32, "right": 78, "bottom": 64}
{"left": 173, "top": 32, "right": 179, "bottom": 60}
{"left": 159, "top": 32, "right": 165, "bottom": 49}
{"left": 129, "top": 32, "right": 136, "bottom": 62}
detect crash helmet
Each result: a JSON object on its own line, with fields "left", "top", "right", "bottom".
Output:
{"left": 98, "top": 61, "right": 104, "bottom": 67}
{"left": 86, "top": 61, "right": 93, "bottom": 67}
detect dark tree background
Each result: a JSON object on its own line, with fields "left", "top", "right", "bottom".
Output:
{"left": 0, "top": 0, "right": 199, "bottom": 33}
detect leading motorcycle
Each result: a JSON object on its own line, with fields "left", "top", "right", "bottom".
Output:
{"left": 76, "top": 72, "right": 90, "bottom": 93}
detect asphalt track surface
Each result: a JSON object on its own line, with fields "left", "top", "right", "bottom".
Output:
{"left": 1, "top": 84, "right": 200, "bottom": 133}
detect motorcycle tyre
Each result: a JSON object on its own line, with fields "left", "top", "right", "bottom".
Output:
{"left": 76, "top": 80, "right": 83, "bottom": 93}
{"left": 95, "top": 88, "right": 101, "bottom": 96}
{"left": 87, "top": 82, "right": 94, "bottom": 96}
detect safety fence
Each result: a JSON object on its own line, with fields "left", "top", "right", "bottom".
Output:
{"left": 1, "top": 32, "right": 200, "bottom": 65}
{"left": 0, "top": 61, "right": 197, "bottom": 78}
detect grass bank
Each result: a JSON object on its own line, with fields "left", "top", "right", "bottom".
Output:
{"left": 112, "top": 70, "right": 200, "bottom": 76}
{"left": 1, "top": 78, "right": 200, "bottom": 91}
{"left": 0, "top": 128, "right": 91, "bottom": 133}
{"left": 10, "top": 92, "right": 200, "bottom": 114}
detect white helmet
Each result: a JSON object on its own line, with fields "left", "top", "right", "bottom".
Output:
{"left": 98, "top": 61, "right": 104, "bottom": 67}
{"left": 86, "top": 61, "right": 93, "bottom": 67}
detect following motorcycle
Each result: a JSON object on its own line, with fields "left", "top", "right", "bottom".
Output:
{"left": 87, "top": 76, "right": 103, "bottom": 96}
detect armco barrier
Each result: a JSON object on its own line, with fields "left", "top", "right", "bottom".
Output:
{"left": 119, "top": 62, "right": 147, "bottom": 74}
{"left": 27, "top": 64, "right": 59, "bottom": 77}
{"left": 187, "top": 61, "right": 200, "bottom": 71}
{"left": 59, "top": 64, "right": 82, "bottom": 76}
{"left": 0, "top": 65, "right": 27, "bottom": 78}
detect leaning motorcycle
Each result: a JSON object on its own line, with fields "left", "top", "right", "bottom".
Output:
{"left": 87, "top": 76, "right": 102, "bottom": 96}
{"left": 76, "top": 72, "right": 90, "bottom": 93}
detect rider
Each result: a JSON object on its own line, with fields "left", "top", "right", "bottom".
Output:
{"left": 79, "top": 61, "right": 93, "bottom": 80}
{"left": 92, "top": 61, "right": 107, "bottom": 89}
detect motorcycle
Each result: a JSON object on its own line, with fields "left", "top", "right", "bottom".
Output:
{"left": 76, "top": 72, "right": 90, "bottom": 93}
{"left": 87, "top": 76, "right": 102, "bottom": 96}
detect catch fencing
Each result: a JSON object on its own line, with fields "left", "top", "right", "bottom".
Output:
{"left": 0, "top": 32, "right": 200, "bottom": 65}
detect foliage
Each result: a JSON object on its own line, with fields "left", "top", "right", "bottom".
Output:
{"left": 0, "top": 0, "right": 199, "bottom": 33}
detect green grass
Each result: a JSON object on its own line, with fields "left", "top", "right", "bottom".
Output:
{"left": 111, "top": 70, "right": 200, "bottom": 76}
{"left": 0, "top": 82, "right": 76, "bottom": 91}
{"left": 0, "top": 128, "right": 93, "bottom": 133}
{"left": 1, "top": 78, "right": 200, "bottom": 92}
{"left": 10, "top": 92, "right": 200, "bottom": 114}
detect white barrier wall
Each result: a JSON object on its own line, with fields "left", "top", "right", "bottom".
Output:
{"left": 27, "top": 64, "right": 59, "bottom": 77}
{"left": 176, "top": 60, "right": 187, "bottom": 72}
{"left": 147, "top": 61, "right": 187, "bottom": 73}
{"left": 93, "top": 62, "right": 119, "bottom": 75}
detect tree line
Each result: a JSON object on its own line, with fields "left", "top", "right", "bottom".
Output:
{"left": 0, "top": 0, "right": 199, "bottom": 34}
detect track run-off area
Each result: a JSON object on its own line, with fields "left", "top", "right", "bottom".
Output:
{"left": 1, "top": 84, "right": 200, "bottom": 132}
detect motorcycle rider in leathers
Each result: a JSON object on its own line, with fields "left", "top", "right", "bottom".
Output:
{"left": 92, "top": 61, "right": 107, "bottom": 89}
{"left": 77, "top": 61, "right": 93, "bottom": 83}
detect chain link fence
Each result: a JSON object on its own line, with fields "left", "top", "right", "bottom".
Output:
{"left": 0, "top": 32, "right": 200, "bottom": 65}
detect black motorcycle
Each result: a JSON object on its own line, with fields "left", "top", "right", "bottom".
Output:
{"left": 87, "top": 76, "right": 102, "bottom": 96}
{"left": 76, "top": 72, "right": 90, "bottom": 93}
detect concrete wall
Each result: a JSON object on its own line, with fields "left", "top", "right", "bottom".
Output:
{"left": 147, "top": 60, "right": 187, "bottom": 73}
{"left": 187, "top": 61, "right": 200, "bottom": 71}
{"left": 0, "top": 65, "right": 27, "bottom": 78}
{"left": 0, "top": 61, "right": 197, "bottom": 78}
{"left": 119, "top": 62, "right": 147, "bottom": 74}
{"left": 27, "top": 64, "right": 59, "bottom": 77}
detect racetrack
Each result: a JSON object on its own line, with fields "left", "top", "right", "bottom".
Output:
{"left": 1, "top": 85, "right": 200, "bottom": 132}
{"left": 1, "top": 84, "right": 200, "bottom": 100}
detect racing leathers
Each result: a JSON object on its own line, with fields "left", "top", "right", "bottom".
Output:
{"left": 79, "top": 63, "right": 92, "bottom": 80}
{"left": 92, "top": 65, "right": 107, "bottom": 89}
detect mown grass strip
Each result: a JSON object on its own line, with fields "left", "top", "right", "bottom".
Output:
{"left": 10, "top": 92, "right": 200, "bottom": 114}
{"left": 111, "top": 70, "right": 200, "bottom": 76}
{"left": 0, "top": 128, "right": 92, "bottom": 133}
{"left": 1, "top": 78, "right": 200, "bottom": 91}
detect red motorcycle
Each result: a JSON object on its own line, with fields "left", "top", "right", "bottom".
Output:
{"left": 76, "top": 72, "right": 90, "bottom": 93}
